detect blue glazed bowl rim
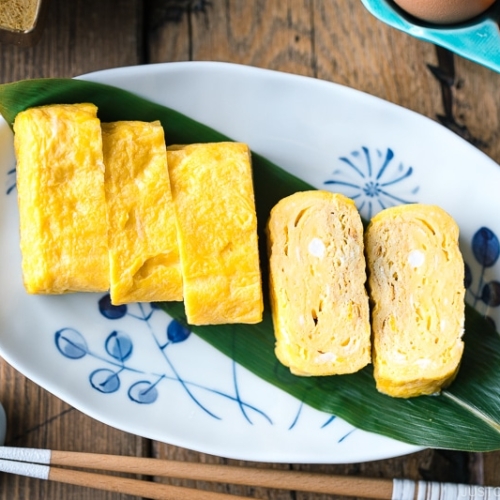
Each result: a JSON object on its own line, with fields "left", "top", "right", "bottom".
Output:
{"left": 360, "top": 0, "right": 500, "bottom": 73}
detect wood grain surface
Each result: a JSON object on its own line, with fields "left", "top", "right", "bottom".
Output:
{"left": 1, "top": 0, "right": 500, "bottom": 498}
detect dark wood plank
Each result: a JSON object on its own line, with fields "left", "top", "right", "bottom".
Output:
{"left": 0, "top": 0, "right": 144, "bottom": 83}
{"left": 147, "top": 0, "right": 316, "bottom": 76}
{"left": 146, "top": 0, "right": 191, "bottom": 63}
{"left": 484, "top": 453, "right": 500, "bottom": 488}
{"left": 311, "top": 1, "right": 442, "bottom": 118}
{"left": 452, "top": 56, "right": 500, "bottom": 163}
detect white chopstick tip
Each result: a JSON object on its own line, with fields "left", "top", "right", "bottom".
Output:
{"left": 0, "top": 458, "right": 50, "bottom": 480}
{"left": 392, "top": 478, "right": 416, "bottom": 500}
{"left": 417, "top": 481, "right": 500, "bottom": 500}
{"left": 393, "top": 479, "right": 500, "bottom": 500}
{"left": 0, "top": 446, "right": 51, "bottom": 464}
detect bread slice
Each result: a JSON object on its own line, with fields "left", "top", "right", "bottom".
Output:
{"left": 14, "top": 103, "right": 109, "bottom": 293}
{"left": 102, "top": 121, "right": 183, "bottom": 305}
{"left": 267, "top": 190, "right": 371, "bottom": 376}
{"left": 365, "top": 204, "right": 465, "bottom": 398}
{"left": 167, "top": 142, "right": 263, "bottom": 325}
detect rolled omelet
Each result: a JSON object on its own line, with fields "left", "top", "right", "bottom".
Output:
{"left": 267, "top": 190, "right": 371, "bottom": 376}
{"left": 14, "top": 103, "right": 109, "bottom": 293}
{"left": 167, "top": 142, "right": 263, "bottom": 325}
{"left": 365, "top": 204, "right": 465, "bottom": 398}
{"left": 102, "top": 121, "right": 183, "bottom": 305}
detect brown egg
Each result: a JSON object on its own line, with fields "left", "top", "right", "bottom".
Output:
{"left": 393, "top": 0, "right": 497, "bottom": 24}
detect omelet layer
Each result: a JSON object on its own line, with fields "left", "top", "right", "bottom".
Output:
{"left": 267, "top": 190, "right": 371, "bottom": 376}
{"left": 365, "top": 204, "right": 465, "bottom": 398}
{"left": 167, "top": 142, "right": 263, "bottom": 325}
{"left": 14, "top": 103, "right": 109, "bottom": 293}
{"left": 102, "top": 121, "right": 183, "bottom": 305}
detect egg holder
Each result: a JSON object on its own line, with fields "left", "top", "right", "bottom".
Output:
{"left": 361, "top": 0, "right": 500, "bottom": 74}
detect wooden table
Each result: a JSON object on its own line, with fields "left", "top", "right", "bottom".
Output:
{"left": 1, "top": 0, "right": 499, "bottom": 498}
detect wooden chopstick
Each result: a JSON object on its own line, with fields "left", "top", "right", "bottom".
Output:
{"left": 0, "top": 446, "right": 495, "bottom": 500}
{"left": 0, "top": 446, "right": 393, "bottom": 498}
{"left": 0, "top": 458, "right": 247, "bottom": 500}
{"left": 53, "top": 450, "right": 393, "bottom": 497}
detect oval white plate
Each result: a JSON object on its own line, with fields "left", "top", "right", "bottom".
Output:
{"left": 1, "top": 62, "right": 499, "bottom": 464}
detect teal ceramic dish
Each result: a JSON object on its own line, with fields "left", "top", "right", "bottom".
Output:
{"left": 361, "top": 0, "right": 500, "bottom": 73}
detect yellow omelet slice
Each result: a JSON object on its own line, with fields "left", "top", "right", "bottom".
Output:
{"left": 14, "top": 103, "right": 109, "bottom": 294}
{"left": 167, "top": 142, "right": 263, "bottom": 325}
{"left": 102, "top": 121, "right": 183, "bottom": 305}
{"left": 365, "top": 204, "right": 465, "bottom": 398}
{"left": 267, "top": 191, "right": 371, "bottom": 376}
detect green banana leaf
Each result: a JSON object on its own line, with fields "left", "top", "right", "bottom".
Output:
{"left": 1, "top": 78, "right": 500, "bottom": 452}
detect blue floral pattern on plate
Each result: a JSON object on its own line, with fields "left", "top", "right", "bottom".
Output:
{"left": 465, "top": 227, "right": 500, "bottom": 329}
{"left": 324, "top": 146, "right": 419, "bottom": 220}
{"left": 6, "top": 167, "right": 15, "bottom": 195}
{"left": 55, "top": 297, "right": 272, "bottom": 422}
